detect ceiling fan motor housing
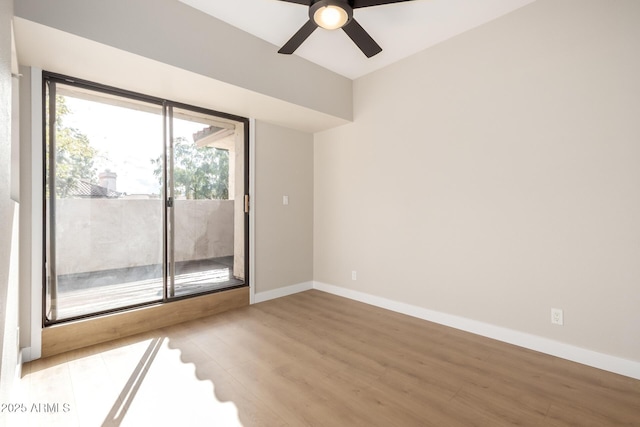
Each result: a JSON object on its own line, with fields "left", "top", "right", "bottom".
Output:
{"left": 310, "top": 0, "right": 354, "bottom": 29}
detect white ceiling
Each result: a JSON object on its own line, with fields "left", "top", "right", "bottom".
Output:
{"left": 179, "top": 0, "right": 535, "bottom": 80}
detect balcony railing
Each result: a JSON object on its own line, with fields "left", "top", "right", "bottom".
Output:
{"left": 48, "top": 198, "right": 240, "bottom": 321}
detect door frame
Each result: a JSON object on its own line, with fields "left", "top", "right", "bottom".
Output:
{"left": 41, "top": 71, "right": 251, "bottom": 325}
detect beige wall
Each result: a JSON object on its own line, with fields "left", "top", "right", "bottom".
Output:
{"left": 18, "top": 66, "right": 42, "bottom": 357}
{"left": 255, "top": 121, "right": 314, "bottom": 293}
{"left": 314, "top": 0, "right": 640, "bottom": 362}
{"left": 0, "top": 0, "right": 19, "bottom": 406}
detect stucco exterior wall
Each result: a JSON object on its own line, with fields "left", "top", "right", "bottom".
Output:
{"left": 56, "top": 199, "right": 234, "bottom": 275}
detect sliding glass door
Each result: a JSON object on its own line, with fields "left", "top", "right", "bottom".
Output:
{"left": 167, "top": 106, "right": 245, "bottom": 299}
{"left": 44, "top": 73, "right": 248, "bottom": 324}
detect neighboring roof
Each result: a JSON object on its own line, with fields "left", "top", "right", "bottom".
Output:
{"left": 193, "top": 125, "right": 230, "bottom": 143}
{"left": 71, "top": 180, "right": 122, "bottom": 198}
{"left": 193, "top": 125, "right": 224, "bottom": 142}
{"left": 193, "top": 125, "right": 235, "bottom": 151}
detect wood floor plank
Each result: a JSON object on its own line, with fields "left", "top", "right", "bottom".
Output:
{"left": 452, "top": 382, "right": 550, "bottom": 426}
{"left": 195, "top": 360, "right": 290, "bottom": 427}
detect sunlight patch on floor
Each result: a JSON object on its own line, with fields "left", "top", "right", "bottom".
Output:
{"left": 14, "top": 337, "right": 244, "bottom": 427}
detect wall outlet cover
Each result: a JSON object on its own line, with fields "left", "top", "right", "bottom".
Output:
{"left": 551, "top": 308, "right": 564, "bottom": 326}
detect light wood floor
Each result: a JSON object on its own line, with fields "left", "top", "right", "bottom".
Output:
{"left": 13, "top": 290, "right": 640, "bottom": 426}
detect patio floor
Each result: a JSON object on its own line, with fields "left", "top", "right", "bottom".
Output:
{"left": 49, "top": 256, "right": 244, "bottom": 321}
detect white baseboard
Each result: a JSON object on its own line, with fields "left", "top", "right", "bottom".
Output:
{"left": 253, "top": 281, "right": 314, "bottom": 304}
{"left": 313, "top": 281, "right": 640, "bottom": 380}
{"left": 12, "top": 349, "right": 23, "bottom": 400}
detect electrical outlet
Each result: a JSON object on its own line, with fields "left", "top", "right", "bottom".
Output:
{"left": 351, "top": 271, "right": 357, "bottom": 281}
{"left": 551, "top": 308, "right": 564, "bottom": 326}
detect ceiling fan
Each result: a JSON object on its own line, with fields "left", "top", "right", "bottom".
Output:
{"left": 276, "top": 0, "right": 415, "bottom": 58}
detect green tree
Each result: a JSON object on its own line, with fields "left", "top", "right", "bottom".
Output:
{"left": 47, "top": 96, "right": 98, "bottom": 197}
{"left": 151, "top": 137, "right": 229, "bottom": 200}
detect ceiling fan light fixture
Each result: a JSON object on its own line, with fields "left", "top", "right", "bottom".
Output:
{"left": 314, "top": 5, "right": 348, "bottom": 29}
{"left": 310, "top": 1, "right": 352, "bottom": 30}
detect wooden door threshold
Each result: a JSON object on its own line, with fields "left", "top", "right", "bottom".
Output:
{"left": 41, "top": 286, "right": 249, "bottom": 358}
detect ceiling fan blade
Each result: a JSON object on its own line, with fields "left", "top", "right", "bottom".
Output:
{"left": 275, "top": 0, "right": 310, "bottom": 5}
{"left": 352, "top": 0, "right": 415, "bottom": 8}
{"left": 342, "top": 18, "right": 382, "bottom": 58}
{"left": 278, "top": 20, "right": 317, "bottom": 55}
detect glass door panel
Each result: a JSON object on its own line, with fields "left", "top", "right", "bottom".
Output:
{"left": 45, "top": 82, "right": 165, "bottom": 321}
{"left": 44, "top": 73, "right": 249, "bottom": 325}
{"left": 168, "top": 106, "right": 245, "bottom": 298}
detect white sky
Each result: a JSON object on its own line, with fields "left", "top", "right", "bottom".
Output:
{"left": 64, "top": 96, "right": 208, "bottom": 195}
